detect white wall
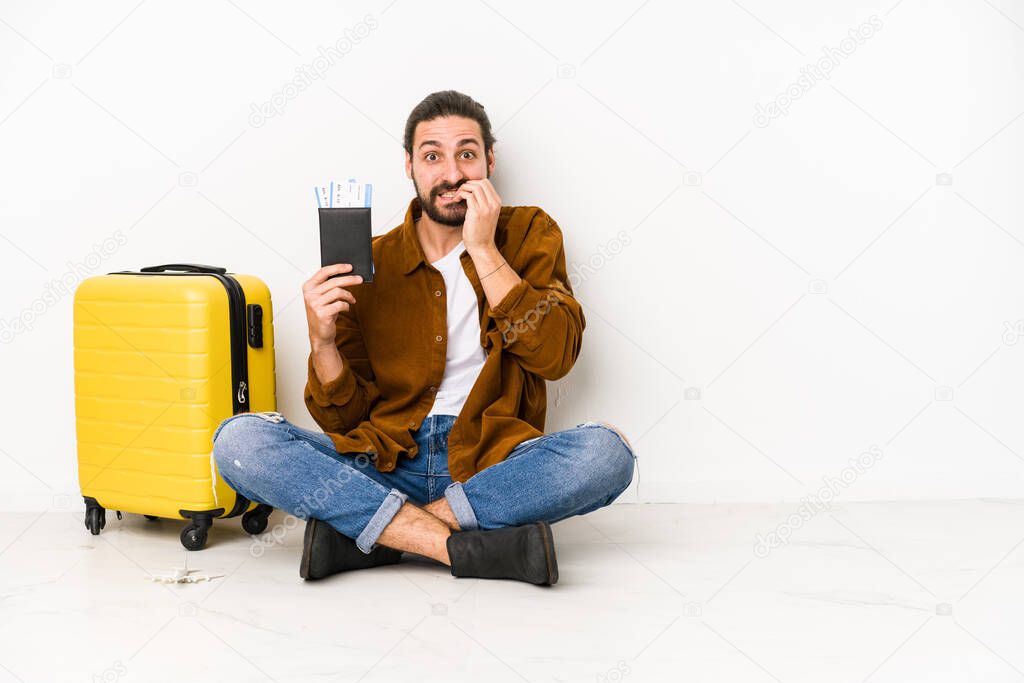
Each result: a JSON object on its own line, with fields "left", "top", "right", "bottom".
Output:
{"left": 2, "top": 0, "right": 1023, "bottom": 510}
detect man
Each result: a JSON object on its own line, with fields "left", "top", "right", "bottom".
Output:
{"left": 212, "top": 90, "right": 635, "bottom": 586}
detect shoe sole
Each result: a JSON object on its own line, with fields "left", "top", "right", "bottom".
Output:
{"left": 299, "top": 518, "right": 318, "bottom": 580}
{"left": 536, "top": 521, "right": 558, "bottom": 585}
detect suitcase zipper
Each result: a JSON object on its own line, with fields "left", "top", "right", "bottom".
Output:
{"left": 207, "top": 272, "right": 256, "bottom": 518}
{"left": 217, "top": 273, "right": 250, "bottom": 415}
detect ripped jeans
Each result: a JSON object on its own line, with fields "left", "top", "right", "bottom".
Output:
{"left": 211, "top": 413, "right": 636, "bottom": 554}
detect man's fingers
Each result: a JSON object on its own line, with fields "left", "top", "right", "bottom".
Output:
{"left": 312, "top": 287, "right": 356, "bottom": 309}
{"left": 305, "top": 263, "right": 355, "bottom": 290}
{"left": 458, "top": 179, "right": 492, "bottom": 193}
{"left": 310, "top": 273, "right": 363, "bottom": 295}
{"left": 322, "top": 262, "right": 354, "bottom": 277}
{"left": 460, "top": 185, "right": 482, "bottom": 213}
{"left": 476, "top": 179, "right": 501, "bottom": 206}
{"left": 457, "top": 180, "right": 498, "bottom": 209}
{"left": 323, "top": 300, "right": 348, "bottom": 316}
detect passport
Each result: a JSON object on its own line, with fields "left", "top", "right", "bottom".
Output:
{"left": 319, "top": 207, "right": 374, "bottom": 282}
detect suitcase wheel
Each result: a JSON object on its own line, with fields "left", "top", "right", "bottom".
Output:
{"left": 180, "top": 513, "right": 213, "bottom": 551}
{"left": 85, "top": 507, "right": 105, "bottom": 535}
{"left": 241, "top": 504, "right": 273, "bottom": 535}
{"left": 180, "top": 524, "right": 208, "bottom": 551}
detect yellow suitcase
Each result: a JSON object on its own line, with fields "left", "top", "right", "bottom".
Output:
{"left": 73, "top": 263, "right": 277, "bottom": 550}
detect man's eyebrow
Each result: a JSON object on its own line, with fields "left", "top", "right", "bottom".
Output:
{"left": 418, "top": 138, "right": 481, "bottom": 150}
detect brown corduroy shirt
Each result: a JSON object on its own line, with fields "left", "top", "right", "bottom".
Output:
{"left": 304, "top": 196, "right": 585, "bottom": 482}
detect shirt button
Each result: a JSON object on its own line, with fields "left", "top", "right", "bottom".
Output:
{"left": 435, "top": 335, "right": 443, "bottom": 342}
{"left": 434, "top": 290, "right": 442, "bottom": 297}
{"left": 429, "top": 386, "right": 436, "bottom": 392}
{"left": 408, "top": 420, "right": 416, "bottom": 427}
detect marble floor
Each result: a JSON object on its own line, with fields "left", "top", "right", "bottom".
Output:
{"left": 1, "top": 499, "right": 1022, "bottom": 682}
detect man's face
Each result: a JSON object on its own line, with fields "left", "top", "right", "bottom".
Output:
{"left": 406, "top": 115, "right": 494, "bottom": 227}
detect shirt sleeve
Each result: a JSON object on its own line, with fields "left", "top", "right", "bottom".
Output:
{"left": 303, "top": 303, "right": 380, "bottom": 435}
{"left": 487, "top": 214, "right": 585, "bottom": 380}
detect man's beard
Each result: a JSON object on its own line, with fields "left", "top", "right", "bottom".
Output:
{"left": 413, "top": 177, "right": 468, "bottom": 227}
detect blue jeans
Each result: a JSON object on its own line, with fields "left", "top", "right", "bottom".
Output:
{"left": 211, "top": 412, "right": 636, "bottom": 554}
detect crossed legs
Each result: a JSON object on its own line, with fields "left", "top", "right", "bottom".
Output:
{"left": 377, "top": 501, "right": 455, "bottom": 564}
{"left": 212, "top": 415, "right": 635, "bottom": 571}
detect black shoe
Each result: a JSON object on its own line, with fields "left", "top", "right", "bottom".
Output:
{"left": 300, "top": 518, "right": 403, "bottom": 581}
{"left": 446, "top": 521, "right": 558, "bottom": 586}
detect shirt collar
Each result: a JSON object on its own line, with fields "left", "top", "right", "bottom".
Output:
{"left": 400, "top": 196, "right": 429, "bottom": 275}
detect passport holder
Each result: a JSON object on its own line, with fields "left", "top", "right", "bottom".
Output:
{"left": 319, "top": 207, "right": 374, "bottom": 282}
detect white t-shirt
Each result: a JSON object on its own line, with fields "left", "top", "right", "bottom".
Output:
{"left": 427, "top": 240, "right": 487, "bottom": 417}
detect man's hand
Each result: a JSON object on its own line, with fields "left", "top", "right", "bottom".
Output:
{"left": 303, "top": 263, "right": 363, "bottom": 349}
{"left": 455, "top": 178, "right": 502, "bottom": 254}
{"left": 456, "top": 179, "right": 521, "bottom": 310}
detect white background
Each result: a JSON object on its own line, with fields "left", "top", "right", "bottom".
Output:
{"left": 2, "top": 0, "right": 1023, "bottom": 510}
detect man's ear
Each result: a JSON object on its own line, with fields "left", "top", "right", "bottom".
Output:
{"left": 486, "top": 147, "right": 495, "bottom": 177}
{"left": 404, "top": 151, "right": 412, "bottom": 179}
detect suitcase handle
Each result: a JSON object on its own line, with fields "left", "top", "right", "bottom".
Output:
{"left": 140, "top": 263, "right": 227, "bottom": 274}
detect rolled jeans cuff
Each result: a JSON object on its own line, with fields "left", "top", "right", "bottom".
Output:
{"left": 443, "top": 481, "right": 479, "bottom": 531}
{"left": 355, "top": 487, "right": 407, "bottom": 554}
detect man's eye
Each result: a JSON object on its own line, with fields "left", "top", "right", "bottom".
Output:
{"left": 425, "top": 153, "right": 437, "bottom": 161}
{"left": 461, "top": 151, "right": 475, "bottom": 159}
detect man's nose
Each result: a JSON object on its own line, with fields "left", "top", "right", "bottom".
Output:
{"left": 443, "top": 159, "right": 463, "bottom": 185}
